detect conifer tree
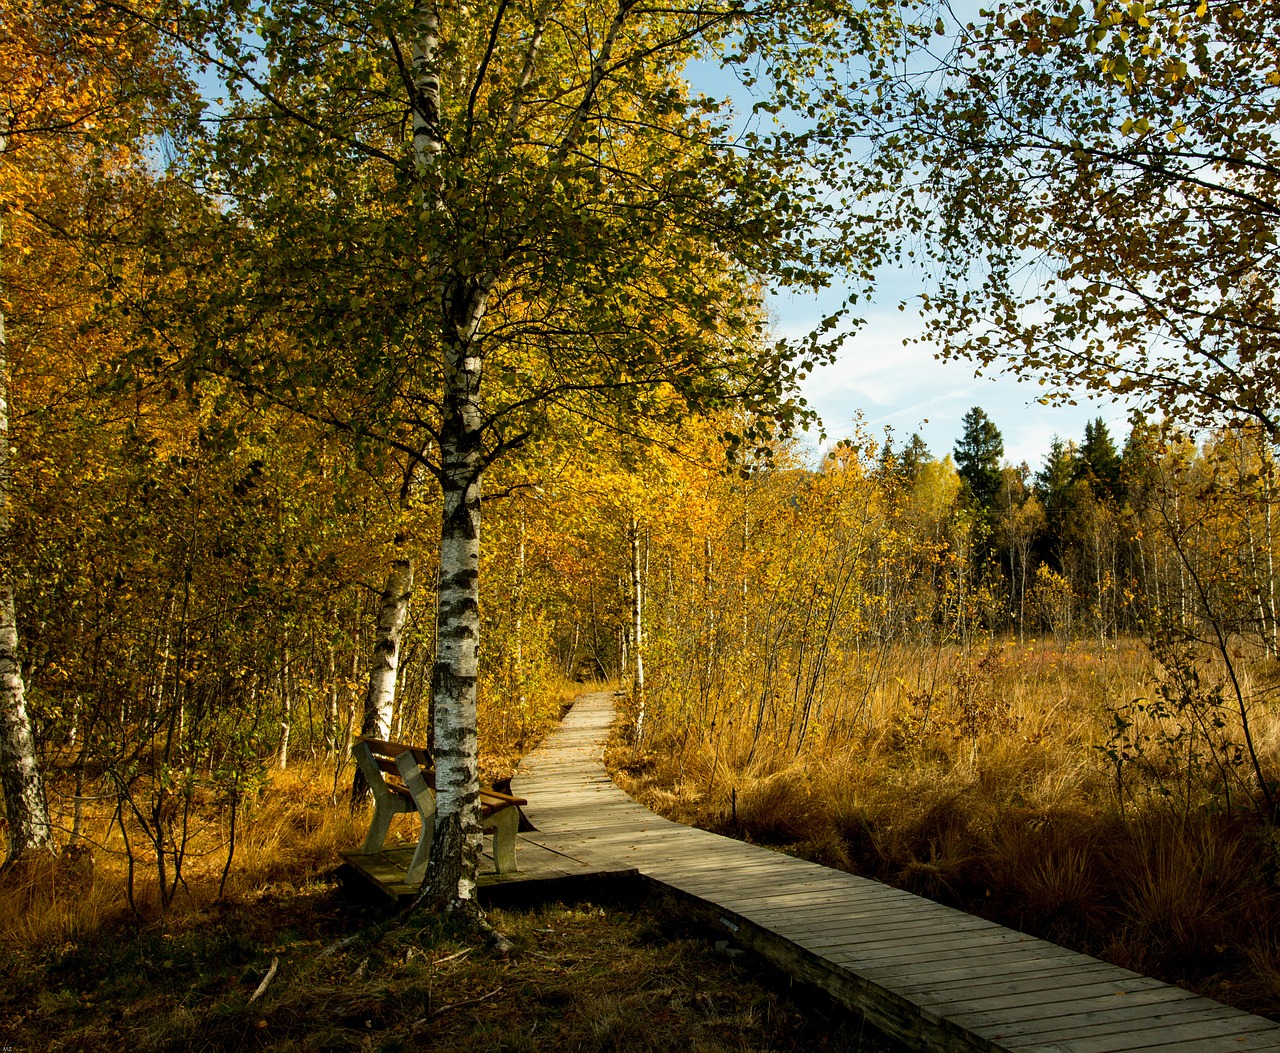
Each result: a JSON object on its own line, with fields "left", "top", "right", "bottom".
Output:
{"left": 953, "top": 407, "right": 1004, "bottom": 512}
{"left": 1078, "top": 418, "right": 1123, "bottom": 502}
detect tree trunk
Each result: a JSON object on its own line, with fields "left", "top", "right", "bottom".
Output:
{"left": 362, "top": 559, "right": 414, "bottom": 739}
{"left": 277, "top": 645, "right": 291, "bottom": 770}
{"left": 632, "top": 516, "right": 645, "bottom": 731}
{"left": 1266, "top": 476, "right": 1278, "bottom": 656}
{"left": 514, "top": 513, "right": 526, "bottom": 709}
{"left": 351, "top": 558, "right": 413, "bottom": 807}
{"left": 0, "top": 139, "right": 54, "bottom": 863}
{"left": 0, "top": 584, "right": 51, "bottom": 862}
{"left": 422, "top": 312, "right": 488, "bottom": 910}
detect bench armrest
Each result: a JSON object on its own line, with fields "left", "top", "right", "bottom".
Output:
{"left": 480, "top": 787, "right": 528, "bottom": 807}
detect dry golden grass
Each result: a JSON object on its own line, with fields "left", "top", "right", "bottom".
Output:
{"left": 0, "top": 672, "right": 592, "bottom": 948}
{"left": 613, "top": 637, "right": 1280, "bottom": 1017}
{"left": 0, "top": 756, "right": 369, "bottom": 948}
{"left": 0, "top": 758, "right": 908, "bottom": 1053}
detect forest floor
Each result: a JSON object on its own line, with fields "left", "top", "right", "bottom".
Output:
{"left": 0, "top": 682, "right": 909, "bottom": 1053}
{"left": 0, "top": 864, "right": 908, "bottom": 1052}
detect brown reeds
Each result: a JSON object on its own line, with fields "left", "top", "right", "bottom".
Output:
{"left": 614, "top": 637, "right": 1280, "bottom": 1017}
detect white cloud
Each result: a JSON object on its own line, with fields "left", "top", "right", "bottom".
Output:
{"left": 787, "top": 307, "right": 1131, "bottom": 469}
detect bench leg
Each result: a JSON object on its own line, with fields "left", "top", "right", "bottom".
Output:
{"left": 405, "top": 808, "right": 435, "bottom": 886}
{"left": 488, "top": 805, "right": 519, "bottom": 874}
{"left": 362, "top": 800, "right": 395, "bottom": 855}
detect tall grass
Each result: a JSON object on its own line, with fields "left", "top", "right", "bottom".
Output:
{"left": 0, "top": 675, "right": 588, "bottom": 949}
{"left": 612, "top": 637, "right": 1280, "bottom": 1016}
{"left": 0, "top": 756, "right": 368, "bottom": 947}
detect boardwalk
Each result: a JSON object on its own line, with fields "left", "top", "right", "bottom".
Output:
{"left": 512, "top": 691, "right": 1280, "bottom": 1053}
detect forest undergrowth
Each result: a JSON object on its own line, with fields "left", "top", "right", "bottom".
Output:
{"left": 0, "top": 677, "right": 593, "bottom": 950}
{"left": 609, "top": 637, "right": 1280, "bottom": 1018}
{"left": 0, "top": 678, "right": 905, "bottom": 1052}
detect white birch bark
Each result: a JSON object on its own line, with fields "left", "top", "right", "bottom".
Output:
{"left": 360, "top": 558, "right": 414, "bottom": 741}
{"left": 410, "top": 0, "right": 491, "bottom": 909}
{"left": 424, "top": 309, "right": 488, "bottom": 907}
{"left": 277, "top": 647, "right": 291, "bottom": 770}
{"left": 0, "top": 116, "right": 55, "bottom": 860}
{"left": 411, "top": 0, "right": 633, "bottom": 909}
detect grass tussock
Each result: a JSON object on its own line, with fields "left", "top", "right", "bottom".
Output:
{"left": 612, "top": 637, "right": 1280, "bottom": 1017}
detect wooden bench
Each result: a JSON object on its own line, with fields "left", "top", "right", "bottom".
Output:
{"left": 352, "top": 735, "right": 527, "bottom": 885}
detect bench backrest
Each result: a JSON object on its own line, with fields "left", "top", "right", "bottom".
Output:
{"left": 352, "top": 735, "right": 527, "bottom": 809}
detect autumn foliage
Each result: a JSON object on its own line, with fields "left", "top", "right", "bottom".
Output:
{"left": 7, "top": 0, "right": 1280, "bottom": 1028}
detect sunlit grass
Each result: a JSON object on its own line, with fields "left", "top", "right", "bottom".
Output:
{"left": 613, "top": 636, "right": 1280, "bottom": 1015}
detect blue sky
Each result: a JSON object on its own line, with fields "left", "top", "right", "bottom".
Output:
{"left": 772, "top": 283, "right": 1133, "bottom": 472}
{"left": 687, "top": 9, "right": 1134, "bottom": 471}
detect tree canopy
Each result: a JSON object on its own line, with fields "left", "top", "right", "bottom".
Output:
{"left": 115, "top": 0, "right": 921, "bottom": 905}
{"left": 867, "top": 1, "right": 1280, "bottom": 435}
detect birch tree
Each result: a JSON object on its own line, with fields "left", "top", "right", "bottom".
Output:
{"left": 153, "top": 0, "right": 912, "bottom": 910}
{"left": 0, "top": 114, "right": 53, "bottom": 863}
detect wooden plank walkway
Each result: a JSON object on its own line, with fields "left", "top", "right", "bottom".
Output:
{"left": 511, "top": 691, "right": 1280, "bottom": 1053}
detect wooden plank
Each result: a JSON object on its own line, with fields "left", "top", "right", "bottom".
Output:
{"left": 731, "top": 901, "right": 958, "bottom": 937}
{"left": 692, "top": 877, "right": 933, "bottom": 912}
{"left": 684, "top": 881, "right": 893, "bottom": 915}
{"left": 661, "top": 855, "right": 831, "bottom": 884}
{"left": 812, "top": 922, "right": 1044, "bottom": 960}
{"left": 873, "top": 949, "right": 1116, "bottom": 994}
{"left": 895, "top": 961, "right": 1137, "bottom": 1005}
{"left": 939, "top": 978, "right": 1195, "bottom": 1022}
{"left": 761, "top": 897, "right": 996, "bottom": 932}
{"left": 765, "top": 910, "right": 1000, "bottom": 954}
{"left": 509, "top": 692, "right": 1280, "bottom": 1053}
{"left": 1022, "top": 1012, "right": 1280, "bottom": 1053}
{"left": 862, "top": 959, "right": 1095, "bottom": 1006}
{"left": 985, "top": 998, "right": 1257, "bottom": 1045}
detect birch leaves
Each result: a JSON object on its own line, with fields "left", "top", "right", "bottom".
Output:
{"left": 863, "top": 1, "right": 1280, "bottom": 436}
{"left": 167, "top": 0, "right": 909, "bottom": 901}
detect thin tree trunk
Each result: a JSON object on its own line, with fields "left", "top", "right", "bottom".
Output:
{"left": 1267, "top": 475, "right": 1278, "bottom": 656}
{"left": 514, "top": 512, "right": 526, "bottom": 707}
{"left": 630, "top": 515, "right": 645, "bottom": 741}
{"left": 351, "top": 558, "right": 413, "bottom": 806}
{"left": 361, "top": 559, "right": 414, "bottom": 739}
{"left": 278, "top": 645, "right": 291, "bottom": 770}
{"left": 1259, "top": 439, "right": 1279, "bottom": 656}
